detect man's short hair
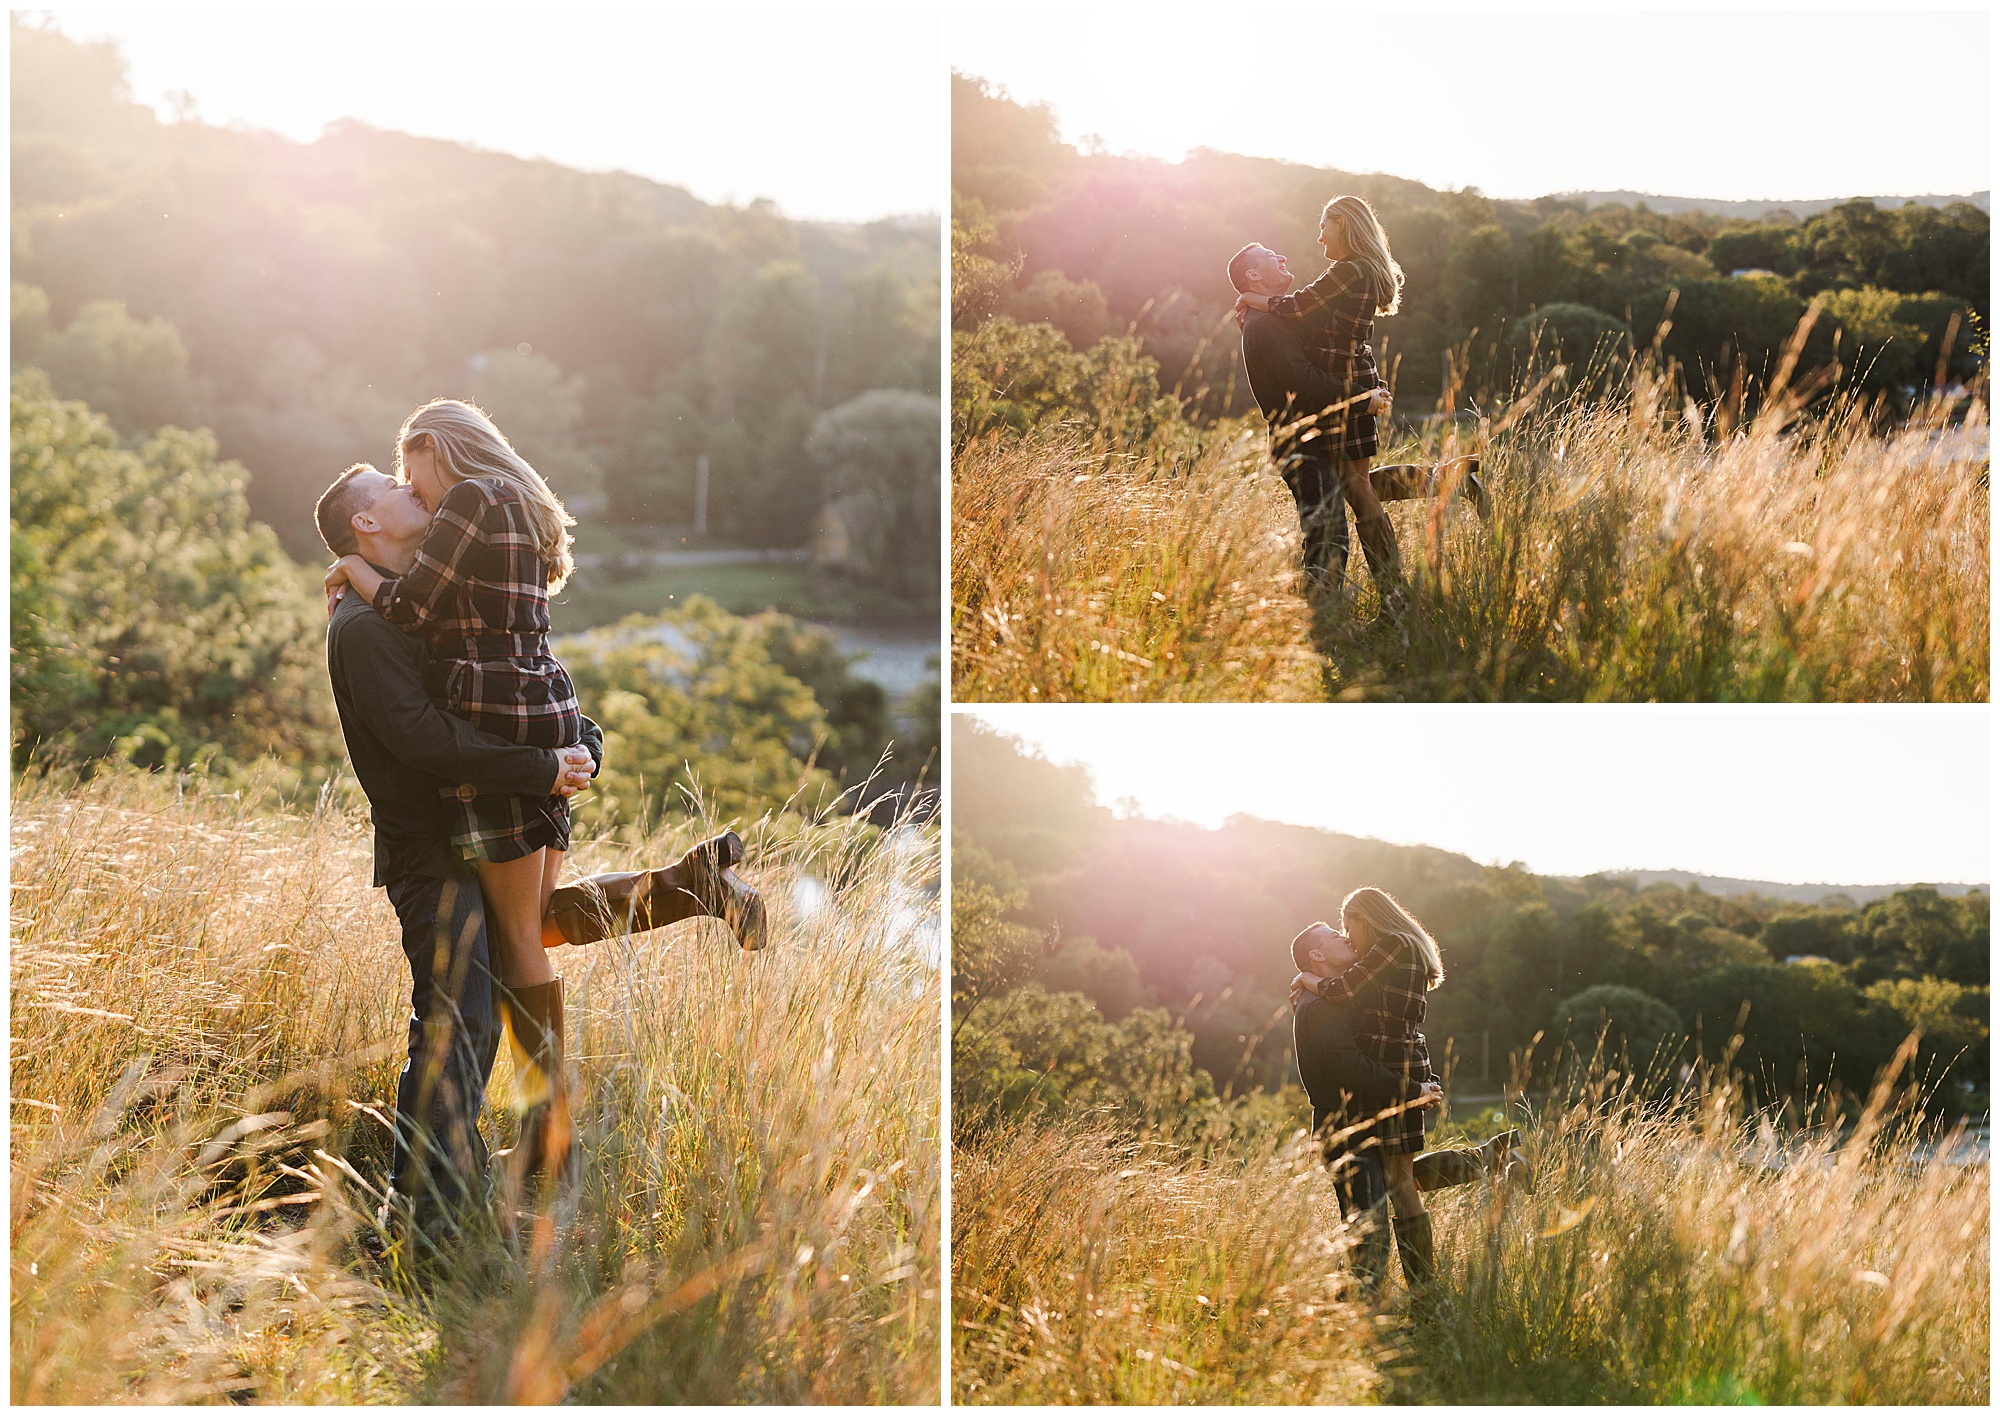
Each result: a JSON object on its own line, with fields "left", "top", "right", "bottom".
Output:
{"left": 1227, "top": 243, "right": 1268, "bottom": 294}
{"left": 1291, "top": 920, "right": 1334, "bottom": 974}
{"left": 314, "top": 463, "right": 380, "bottom": 557}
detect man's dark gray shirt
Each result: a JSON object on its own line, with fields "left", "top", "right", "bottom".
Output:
{"left": 325, "top": 586, "right": 597, "bottom": 886}
{"left": 1241, "top": 309, "right": 1370, "bottom": 461}
{"left": 1294, "top": 990, "right": 1425, "bottom": 1133}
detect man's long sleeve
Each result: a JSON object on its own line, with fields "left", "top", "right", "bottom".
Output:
{"left": 330, "top": 612, "right": 560, "bottom": 797}
{"left": 1247, "top": 317, "right": 1372, "bottom": 419}
{"left": 1299, "top": 999, "right": 1425, "bottom": 1105}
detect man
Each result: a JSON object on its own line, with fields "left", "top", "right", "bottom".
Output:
{"left": 314, "top": 463, "right": 760, "bottom": 1246}
{"left": 1291, "top": 923, "right": 1527, "bottom": 1294}
{"left": 1228, "top": 243, "right": 1484, "bottom": 597}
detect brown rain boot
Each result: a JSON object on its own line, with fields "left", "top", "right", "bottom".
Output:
{"left": 542, "top": 829, "right": 766, "bottom": 951}
{"left": 1393, "top": 1213, "right": 1436, "bottom": 1286}
{"left": 1354, "top": 509, "right": 1405, "bottom": 604}
{"left": 496, "top": 982, "right": 577, "bottom": 1206}
{"left": 1412, "top": 1147, "right": 1486, "bottom": 1192}
{"left": 1368, "top": 463, "right": 1431, "bottom": 502}
{"left": 1439, "top": 454, "right": 1488, "bottom": 520}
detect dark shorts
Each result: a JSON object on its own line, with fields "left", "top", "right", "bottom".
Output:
{"left": 1311, "top": 404, "right": 1378, "bottom": 462}
{"left": 1366, "top": 1033, "right": 1435, "bottom": 1156}
{"left": 444, "top": 788, "right": 571, "bottom": 865}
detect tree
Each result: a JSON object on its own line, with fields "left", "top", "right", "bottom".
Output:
{"left": 1553, "top": 985, "right": 1684, "bottom": 1078}
{"left": 32, "top": 297, "right": 211, "bottom": 440}
{"left": 950, "top": 842, "right": 1043, "bottom": 1018}
{"left": 1508, "top": 302, "right": 1633, "bottom": 391}
{"left": 558, "top": 598, "right": 844, "bottom": 829}
{"left": 1033, "top": 935, "right": 1146, "bottom": 1021}
{"left": 951, "top": 983, "right": 1217, "bottom": 1132}
{"left": 1006, "top": 270, "right": 1112, "bottom": 349}
{"left": 467, "top": 348, "right": 606, "bottom": 513}
{"left": 806, "top": 389, "right": 941, "bottom": 599}
{"left": 11, "top": 377, "right": 336, "bottom": 773}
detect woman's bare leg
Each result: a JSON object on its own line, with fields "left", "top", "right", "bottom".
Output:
{"left": 1338, "top": 457, "right": 1404, "bottom": 592}
{"left": 1383, "top": 1152, "right": 1426, "bottom": 1218}
{"left": 539, "top": 847, "right": 564, "bottom": 927}
{"left": 1384, "top": 1150, "right": 1437, "bottom": 1284}
{"left": 478, "top": 850, "right": 555, "bottom": 988}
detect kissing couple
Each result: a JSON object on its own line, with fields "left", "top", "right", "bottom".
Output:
{"left": 316, "top": 398, "right": 765, "bottom": 1255}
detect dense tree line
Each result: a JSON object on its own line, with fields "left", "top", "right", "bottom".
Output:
{"left": 11, "top": 19, "right": 939, "bottom": 597}
{"left": 952, "top": 719, "right": 1989, "bottom": 1130}
{"left": 953, "top": 72, "right": 1986, "bottom": 429}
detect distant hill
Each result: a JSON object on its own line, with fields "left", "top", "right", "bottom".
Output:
{"left": 1590, "top": 870, "right": 1988, "bottom": 907}
{"left": 1556, "top": 190, "right": 1991, "bottom": 219}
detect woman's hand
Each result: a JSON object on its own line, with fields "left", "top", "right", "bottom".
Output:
{"left": 1368, "top": 387, "right": 1393, "bottom": 416}
{"left": 1288, "top": 971, "right": 1319, "bottom": 1006}
{"left": 1234, "top": 291, "right": 1271, "bottom": 317}
{"left": 324, "top": 556, "right": 362, "bottom": 618}
{"left": 324, "top": 555, "right": 366, "bottom": 591}
{"left": 325, "top": 554, "right": 387, "bottom": 615}
{"left": 1416, "top": 1081, "right": 1444, "bottom": 1109}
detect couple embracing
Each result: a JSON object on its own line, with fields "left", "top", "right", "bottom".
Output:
{"left": 1231, "top": 195, "right": 1486, "bottom": 606}
{"left": 314, "top": 398, "right": 763, "bottom": 1254}
{"left": 1290, "top": 887, "right": 1530, "bottom": 1296}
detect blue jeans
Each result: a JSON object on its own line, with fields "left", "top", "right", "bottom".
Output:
{"left": 384, "top": 874, "right": 502, "bottom": 1234}
{"left": 1279, "top": 453, "right": 1351, "bottom": 585}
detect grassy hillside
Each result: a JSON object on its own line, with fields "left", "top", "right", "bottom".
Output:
{"left": 954, "top": 1056, "right": 1988, "bottom": 1404}
{"left": 952, "top": 349, "right": 1989, "bottom": 702}
{"left": 11, "top": 766, "right": 940, "bottom": 1403}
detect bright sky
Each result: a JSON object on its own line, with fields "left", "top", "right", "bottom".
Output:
{"left": 953, "top": 7, "right": 1992, "bottom": 202}
{"left": 959, "top": 706, "right": 1991, "bottom": 887}
{"left": 45, "top": 8, "right": 944, "bottom": 223}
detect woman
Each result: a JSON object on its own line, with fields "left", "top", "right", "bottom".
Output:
{"left": 1235, "top": 195, "right": 1406, "bottom": 599}
{"left": 326, "top": 399, "right": 585, "bottom": 1204}
{"left": 1291, "top": 886, "right": 1446, "bottom": 1284}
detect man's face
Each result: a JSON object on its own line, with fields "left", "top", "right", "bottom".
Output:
{"left": 348, "top": 469, "right": 431, "bottom": 549}
{"left": 1306, "top": 923, "right": 1357, "bottom": 976}
{"left": 1245, "top": 246, "right": 1294, "bottom": 296}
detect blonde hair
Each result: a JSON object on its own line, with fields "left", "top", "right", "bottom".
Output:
{"left": 1323, "top": 195, "right": 1404, "bottom": 317}
{"left": 1341, "top": 886, "right": 1444, "bottom": 989}
{"left": 397, "top": 398, "right": 575, "bottom": 592}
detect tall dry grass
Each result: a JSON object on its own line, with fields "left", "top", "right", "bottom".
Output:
{"left": 10, "top": 765, "right": 939, "bottom": 1404}
{"left": 951, "top": 1053, "right": 1988, "bottom": 1404}
{"left": 951, "top": 429, "right": 1321, "bottom": 701}
{"left": 952, "top": 1120, "right": 1378, "bottom": 1404}
{"left": 951, "top": 355, "right": 1988, "bottom": 701}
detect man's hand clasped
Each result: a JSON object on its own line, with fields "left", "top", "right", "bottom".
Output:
{"left": 554, "top": 745, "right": 595, "bottom": 798}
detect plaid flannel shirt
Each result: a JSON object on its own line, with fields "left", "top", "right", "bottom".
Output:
{"left": 1307, "top": 931, "right": 1430, "bottom": 1068}
{"left": 373, "top": 477, "right": 581, "bottom": 752}
{"left": 1267, "top": 259, "right": 1383, "bottom": 390}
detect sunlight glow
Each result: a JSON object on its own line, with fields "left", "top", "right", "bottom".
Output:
{"left": 50, "top": 9, "right": 943, "bottom": 223}
{"left": 954, "top": 9, "right": 1990, "bottom": 203}
{"left": 959, "top": 706, "right": 1991, "bottom": 887}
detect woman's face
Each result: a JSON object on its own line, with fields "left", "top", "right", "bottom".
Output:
{"left": 402, "top": 439, "right": 447, "bottom": 513}
{"left": 1340, "top": 909, "right": 1371, "bottom": 952}
{"left": 1318, "top": 212, "right": 1351, "bottom": 262}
